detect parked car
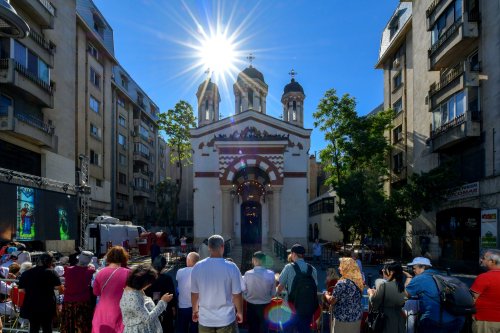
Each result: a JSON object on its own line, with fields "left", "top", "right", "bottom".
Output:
{"left": 340, "top": 244, "right": 375, "bottom": 259}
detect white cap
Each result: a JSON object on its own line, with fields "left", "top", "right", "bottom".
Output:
{"left": 407, "top": 257, "right": 432, "bottom": 267}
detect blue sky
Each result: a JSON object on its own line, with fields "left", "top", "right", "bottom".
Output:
{"left": 94, "top": 0, "right": 400, "bottom": 154}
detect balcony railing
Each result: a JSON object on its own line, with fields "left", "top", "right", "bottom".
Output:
{"left": 429, "top": 20, "right": 462, "bottom": 56}
{"left": 14, "top": 111, "right": 55, "bottom": 135}
{"left": 38, "top": 0, "right": 55, "bottom": 16}
{"left": 429, "top": 62, "right": 464, "bottom": 97}
{"left": 4, "top": 59, "right": 54, "bottom": 94}
{"left": 431, "top": 110, "right": 480, "bottom": 138}
{"left": 29, "top": 30, "right": 56, "bottom": 54}
{"left": 426, "top": 0, "right": 443, "bottom": 18}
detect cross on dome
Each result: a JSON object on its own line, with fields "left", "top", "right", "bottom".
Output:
{"left": 288, "top": 68, "right": 297, "bottom": 80}
{"left": 246, "top": 53, "right": 255, "bottom": 67}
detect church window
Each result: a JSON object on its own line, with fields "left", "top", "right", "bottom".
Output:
{"left": 205, "top": 100, "right": 210, "bottom": 120}
{"left": 248, "top": 90, "right": 254, "bottom": 109}
{"left": 292, "top": 110, "right": 297, "bottom": 121}
{"left": 259, "top": 95, "right": 262, "bottom": 112}
{"left": 293, "top": 101, "right": 297, "bottom": 111}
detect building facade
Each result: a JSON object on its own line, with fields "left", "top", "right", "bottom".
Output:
{"left": 378, "top": 0, "right": 499, "bottom": 270}
{"left": 191, "top": 67, "right": 312, "bottom": 247}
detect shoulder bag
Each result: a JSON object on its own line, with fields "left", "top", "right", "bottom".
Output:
{"left": 366, "top": 282, "right": 386, "bottom": 333}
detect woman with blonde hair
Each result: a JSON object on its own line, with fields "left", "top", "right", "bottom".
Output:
{"left": 324, "top": 257, "right": 363, "bottom": 333}
{"left": 92, "top": 246, "right": 130, "bottom": 333}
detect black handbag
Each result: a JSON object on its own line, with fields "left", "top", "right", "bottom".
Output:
{"left": 366, "top": 283, "right": 386, "bottom": 333}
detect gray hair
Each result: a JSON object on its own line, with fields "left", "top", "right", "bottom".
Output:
{"left": 485, "top": 249, "right": 500, "bottom": 265}
{"left": 208, "top": 235, "right": 224, "bottom": 250}
{"left": 187, "top": 252, "right": 200, "bottom": 264}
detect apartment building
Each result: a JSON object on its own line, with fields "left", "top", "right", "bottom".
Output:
{"left": 111, "top": 65, "right": 162, "bottom": 225}
{"left": 1, "top": 0, "right": 76, "bottom": 183}
{"left": 378, "top": 0, "right": 499, "bottom": 270}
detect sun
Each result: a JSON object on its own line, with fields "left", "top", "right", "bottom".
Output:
{"left": 198, "top": 32, "right": 237, "bottom": 79}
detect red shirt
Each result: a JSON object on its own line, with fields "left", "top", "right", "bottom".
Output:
{"left": 63, "top": 265, "right": 95, "bottom": 302}
{"left": 470, "top": 269, "right": 500, "bottom": 321}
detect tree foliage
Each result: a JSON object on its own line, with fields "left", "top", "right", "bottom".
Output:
{"left": 314, "top": 89, "right": 394, "bottom": 242}
{"left": 157, "top": 101, "right": 196, "bottom": 229}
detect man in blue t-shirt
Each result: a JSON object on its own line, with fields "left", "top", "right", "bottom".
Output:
{"left": 404, "top": 257, "right": 464, "bottom": 333}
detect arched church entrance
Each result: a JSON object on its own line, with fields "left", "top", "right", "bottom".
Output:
{"left": 241, "top": 201, "right": 262, "bottom": 245}
{"left": 232, "top": 166, "right": 270, "bottom": 247}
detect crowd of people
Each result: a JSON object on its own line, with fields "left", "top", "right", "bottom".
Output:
{"left": 0, "top": 239, "right": 497, "bottom": 333}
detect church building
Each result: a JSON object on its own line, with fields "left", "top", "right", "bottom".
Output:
{"left": 190, "top": 64, "right": 312, "bottom": 248}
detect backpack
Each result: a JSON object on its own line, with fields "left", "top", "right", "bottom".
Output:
{"left": 288, "top": 262, "right": 318, "bottom": 316}
{"left": 432, "top": 274, "right": 476, "bottom": 316}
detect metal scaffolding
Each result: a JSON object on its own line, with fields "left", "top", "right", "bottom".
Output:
{"left": 78, "top": 154, "right": 91, "bottom": 249}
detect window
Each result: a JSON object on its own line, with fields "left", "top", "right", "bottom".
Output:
{"left": 120, "top": 75, "right": 128, "bottom": 90}
{"left": 96, "top": 179, "right": 102, "bottom": 187}
{"left": 137, "top": 92, "right": 144, "bottom": 107}
{"left": 205, "top": 100, "right": 210, "bottom": 120}
{"left": 119, "top": 153, "right": 126, "bottom": 166}
{"left": 248, "top": 90, "right": 254, "bottom": 109}
{"left": 90, "top": 123, "right": 100, "bottom": 138}
{"left": 88, "top": 43, "right": 99, "bottom": 60}
{"left": 393, "top": 152, "right": 403, "bottom": 173}
{"left": 140, "top": 125, "right": 149, "bottom": 139}
{"left": 393, "top": 98, "right": 403, "bottom": 114}
{"left": 431, "top": 0, "right": 463, "bottom": 45}
{"left": 389, "top": 13, "right": 400, "bottom": 39}
{"left": 134, "top": 142, "right": 149, "bottom": 156}
{"left": 118, "top": 172, "right": 127, "bottom": 185}
{"left": 469, "top": 51, "right": 480, "bottom": 72}
{"left": 117, "top": 96, "right": 126, "bottom": 108}
{"left": 308, "top": 198, "right": 335, "bottom": 217}
{"left": 14, "top": 41, "right": 50, "bottom": 83}
{"left": 134, "top": 177, "right": 150, "bottom": 190}
{"left": 119, "top": 115, "right": 126, "bottom": 127}
{"left": 90, "top": 150, "right": 100, "bottom": 166}
{"left": 393, "top": 125, "right": 403, "bottom": 143}
{"left": 393, "top": 72, "right": 402, "bottom": 90}
{"left": 92, "top": 13, "right": 105, "bottom": 37}
{"left": 432, "top": 90, "right": 467, "bottom": 130}
{"left": 90, "top": 67, "right": 101, "bottom": 88}
{"left": 118, "top": 134, "right": 126, "bottom": 147}
{"left": 0, "top": 94, "right": 13, "bottom": 114}
{"left": 89, "top": 96, "right": 100, "bottom": 113}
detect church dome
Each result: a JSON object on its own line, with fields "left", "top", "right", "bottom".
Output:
{"left": 196, "top": 78, "right": 220, "bottom": 100}
{"left": 237, "top": 66, "right": 265, "bottom": 83}
{"left": 283, "top": 78, "right": 304, "bottom": 94}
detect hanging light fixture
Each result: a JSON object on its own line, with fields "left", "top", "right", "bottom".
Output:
{"left": 0, "top": 0, "right": 30, "bottom": 39}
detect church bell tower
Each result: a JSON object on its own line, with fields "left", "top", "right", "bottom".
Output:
{"left": 196, "top": 75, "right": 220, "bottom": 127}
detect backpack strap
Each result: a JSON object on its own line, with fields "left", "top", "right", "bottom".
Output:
{"left": 431, "top": 273, "right": 443, "bottom": 325}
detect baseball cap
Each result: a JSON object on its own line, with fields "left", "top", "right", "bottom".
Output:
{"left": 407, "top": 257, "right": 432, "bottom": 267}
{"left": 290, "top": 244, "right": 306, "bottom": 255}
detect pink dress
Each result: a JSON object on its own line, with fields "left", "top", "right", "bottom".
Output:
{"left": 92, "top": 266, "right": 130, "bottom": 333}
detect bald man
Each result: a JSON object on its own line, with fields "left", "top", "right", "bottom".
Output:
{"left": 176, "top": 252, "right": 200, "bottom": 333}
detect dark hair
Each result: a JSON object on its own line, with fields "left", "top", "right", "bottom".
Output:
{"left": 383, "top": 261, "right": 405, "bottom": 293}
{"left": 126, "top": 264, "right": 158, "bottom": 290}
{"left": 38, "top": 252, "right": 55, "bottom": 268}
{"left": 208, "top": 235, "right": 224, "bottom": 249}
{"left": 105, "top": 246, "right": 129, "bottom": 267}
{"left": 153, "top": 256, "right": 167, "bottom": 272}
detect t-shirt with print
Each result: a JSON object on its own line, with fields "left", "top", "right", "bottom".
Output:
{"left": 470, "top": 269, "right": 500, "bottom": 322}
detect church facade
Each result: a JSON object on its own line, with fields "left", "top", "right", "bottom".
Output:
{"left": 190, "top": 66, "right": 312, "bottom": 247}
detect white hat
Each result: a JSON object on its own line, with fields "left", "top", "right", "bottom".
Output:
{"left": 407, "top": 257, "right": 432, "bottom": 267}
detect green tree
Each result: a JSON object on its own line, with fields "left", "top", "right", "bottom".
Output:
{"left": 156, "top": 178, "right": 178, "bottom": 227}
{"left": 157, "top": 101, "right": 196, "bottom": 230}
{"left": 313, "top": 89, "right": 394, "bottom": 242}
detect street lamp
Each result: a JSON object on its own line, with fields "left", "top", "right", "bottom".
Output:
{"left": 212, "top": 205, "right": 215, "bottom": 235}
{"left": 0, "top": 0, "right": 30, "bottom": 38}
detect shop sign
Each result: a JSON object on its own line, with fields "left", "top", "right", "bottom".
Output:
{"left": 480, "top": 209, "right": 498, "bottom": 249}
{"left": 446, "top": 182, "right": 479, "bottom": 201}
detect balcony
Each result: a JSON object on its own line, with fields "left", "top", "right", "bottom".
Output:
{"left": 429, "top": 63, "right": 482, "bottom": 110}
{"left": 391, "top": 166, "right": 407, "bottom": 184}
{"left": 15, "top": 0, "right": 55, "bottom": 29}
{"left": 29, "top": 30, "right": 56, "bottom": 56}
{"left": 133, "top": 169, "right": 150, "bottom": 180}
{"left": 133, "top": 186, "right": 150, "bottom": 198}
{"left": 430, "top": 110, "right": 480, "bottom": 152}
{"left": 428, "top": 15, "right": 479, "bottom": 70}
{"left": 133, "top": 151, "right": 150, "bottom": 165}
{"left": 0, "top": 106, "right": 56, "bottom": 149}
{"left": 0, "top": 59, "right": 54, "bottom": 108}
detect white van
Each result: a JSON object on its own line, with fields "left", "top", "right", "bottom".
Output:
{"left": 85, "top": 217, "right": 146, "bottom": 255}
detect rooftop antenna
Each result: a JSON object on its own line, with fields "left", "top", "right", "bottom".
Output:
{"left": 246, "top": 53, "right": 255, "bottom": 67}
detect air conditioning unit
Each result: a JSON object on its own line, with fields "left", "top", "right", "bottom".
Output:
{"left": 393, "top": 58, "right": 401, "bottom": 68}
